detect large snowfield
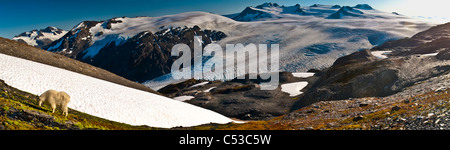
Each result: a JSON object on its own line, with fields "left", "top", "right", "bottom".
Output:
{"left": 0, "top": 53, "right": 234, "bottom": 128}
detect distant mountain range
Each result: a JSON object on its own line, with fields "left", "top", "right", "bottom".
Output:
{"left": 231, "top": 3, "right": 399, "bottom": 21}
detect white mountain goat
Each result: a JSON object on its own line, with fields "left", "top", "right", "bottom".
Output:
{"left": 39, "top": 90, "right": 71, "bottom": 117}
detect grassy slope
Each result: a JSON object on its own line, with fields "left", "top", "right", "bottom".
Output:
{"left": 0, "top": 80, "right": 159, "bottom": 130}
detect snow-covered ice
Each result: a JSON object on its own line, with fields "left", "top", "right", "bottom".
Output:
{"left": 280, "top": 81, "right": 308, "bottom": 97}
{"left": 0, "top": 53, "right": 233, "bottom": 128}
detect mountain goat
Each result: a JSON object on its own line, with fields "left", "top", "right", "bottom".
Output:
{"left": 39, "top": 90, "right": 71, "bottom": 117}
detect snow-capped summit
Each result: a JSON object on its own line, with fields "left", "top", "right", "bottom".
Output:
{"left": 353, "top": 4, "right": 374, "bottom": 10}
{"left": 232, "top": 6, "right": 279, "bottom": 21}
{"left": 13, "top": 26, "right": 67, "bottom": 48}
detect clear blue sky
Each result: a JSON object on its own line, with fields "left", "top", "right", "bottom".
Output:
{"left": 0, "top": 0, "right": 444, "bottom": 38}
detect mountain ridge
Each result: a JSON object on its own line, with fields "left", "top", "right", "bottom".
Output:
{"left": 43, "top": 17, "right": 228, "bottom": 82}
{"left": 12, "top": 26, "right": 67, "bottom": 48}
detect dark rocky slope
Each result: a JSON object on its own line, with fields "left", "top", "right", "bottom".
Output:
{"left": 0, "top": 37, "right": 158, "bottom": 94}
{"left": 159, "top": 72, "right": 317, "bottom": 120}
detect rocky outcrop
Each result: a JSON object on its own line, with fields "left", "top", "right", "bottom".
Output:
{"left": 373, "top": 22, "right": 450, "bottom": 54}
{"left": 44, "top": 21, "right": 101, "bottom": 58}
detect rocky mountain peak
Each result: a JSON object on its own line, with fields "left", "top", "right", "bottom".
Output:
{"left": 255, "top": 2, "right": 280, "bottom": 9}
{"left": 327, "top": 6, "right": 365, "bottom": 19}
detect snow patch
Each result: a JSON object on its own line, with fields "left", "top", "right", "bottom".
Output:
{"left": 203, "top": 87, "right": 217, "bottom": 92}
{"left": 12, "top": 36, "right": 38, "bottom": 46}
{"left": 190, "top": 81, "right": 209, "bottom": 88}
{"left": 420, "top": 52, "right": 439, "bottom": 57}
{"left": 281, "top": 81, "right": 308, "bottom": 97}
{"left": 0, "top": 54, "right": 233, "bottom": 128}
{"left": 173, "top": 96, "right": 195, "bottom": 102}
{"left": 371, "top": 50, "right": 392, "bottom": 59}
{"left": 292, "top": 72, "right": 315, "bottom": 78}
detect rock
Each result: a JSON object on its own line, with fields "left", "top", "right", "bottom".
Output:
{"left": 65, "top": 120, "right": 75, "bottom": 125}
{"left": 306, "top": 109, "right": 315, "bottom": 114}
{"left": 353, "top": 115, "right": 364, "bottom": 122}
{"left": 244, "top": 114, "right": 252, "bottom": 119}
{"left": 22, "top": 109, "right": 55, "bottom": 121}
{"left": 403, "top": 99, "right": 410, "bottom": 104}
{"left": 391, "top": 106, "right": 401, "bottom": 112}
{"left": 183, "top": 90, "right": 200, "bottom": 95}
{"left": 359, "top": 103, "right": 369, "bottom": 107}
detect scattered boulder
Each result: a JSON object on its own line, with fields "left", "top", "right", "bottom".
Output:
{"left": 353, "top": 115, "right": 364, "bottom": 122}
{"left": 391, "top": 106, "right": 401, "bottom": 112}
